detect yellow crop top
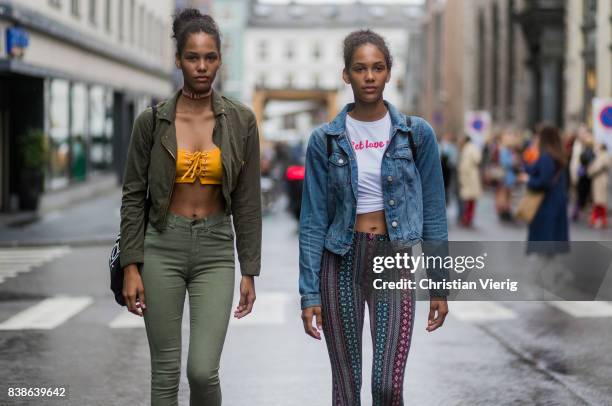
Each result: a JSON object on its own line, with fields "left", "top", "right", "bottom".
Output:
{"left": 175, "top": 147, "right": 223, "bottom": 184}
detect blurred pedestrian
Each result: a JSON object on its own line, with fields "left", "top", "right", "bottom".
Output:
{"left": 120, "top": 10, "right": 261, "bottom": 405}
{"left": 522, "top": 133, "right": 540, "bottom": 166}
{"left": 523, "top": 125, "right": 569, "bottom": 253}
{"left": 440, "top": 132, "right": 458, "bottom": 206}
{"left": 588, "top": 143, "right": 609, "bottom": 228}
{"left": 496, "top": 132, "right": 518, "bottom": 222}
{"left": 571, "top": 130, "right": 595, "bottom": 221}
{"left": 299, "top": 29, "right": 448, "bottom": 406}
{"left": 458, "top": 135, "right": 482, "bottom": 227}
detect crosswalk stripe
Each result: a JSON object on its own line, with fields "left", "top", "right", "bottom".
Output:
{"left": 449, "top": 301, "right": 518, "bottom": 321}
{"left": 0, "top": 258, "right": 49, "bottom": 264}
{"left": 0, "top": 248, "right": 70, "bottom": 255}
{"left": 0, "top": 267, "right": 30, "bottom": 273}
{"left": 109, "top": 311, "right": 145, "bottom": 329}
{"left": 548, "top": 301, "right": 612, "bottom": 317}
{"left": 0, "top": 296, "right": 93, "bottom": 330}
{"left": 230, "top": 292, "right": 292, "bottom": 326}
{"left": 0, "top": 270, "right": 21, "bottom": 278}
{"left": 0, "top": 250, "right": 70, "bottom": 260}
{"left": 0, "top": 246, "right": 71, "bottom": 286}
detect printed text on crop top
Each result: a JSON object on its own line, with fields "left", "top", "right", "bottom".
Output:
{"left": 345, "top": 112, "right": 391, "bottom": 214}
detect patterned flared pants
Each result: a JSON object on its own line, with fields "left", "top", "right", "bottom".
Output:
{"left": 321, "top": 232, "right": 416, "bottom": 406}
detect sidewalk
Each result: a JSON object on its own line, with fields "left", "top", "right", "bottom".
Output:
{"left": 0, "top": 174, "right": 121, "bottom": 247}
{"left": 0, "top": 173, "right": 118, "bottom": 228}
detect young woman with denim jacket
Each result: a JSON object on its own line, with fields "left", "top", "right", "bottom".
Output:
{"left": 299, "top": 30, "right": 449, "bottom": 405}
{"left": 120, "top": 9, "right": 261, "bottom": 406}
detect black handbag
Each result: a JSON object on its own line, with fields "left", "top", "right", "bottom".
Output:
{"left": 109, "top": 106, "right": 157, "bottom": 306}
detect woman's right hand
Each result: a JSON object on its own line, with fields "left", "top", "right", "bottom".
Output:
{"left": 301, "top": 306, "right": 323, "bottom": 340}
{"left": 123, "top": 264, "right": 146, "bottom": 317}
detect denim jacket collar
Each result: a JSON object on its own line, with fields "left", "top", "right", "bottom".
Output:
{"left": 323, "top": 100, "right": 411, "bottom": 136}
{"left": 157, "top": 89, "right": 227, "bottom": 123}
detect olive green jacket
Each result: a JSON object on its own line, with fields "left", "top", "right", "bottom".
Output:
{"left": 119, "top": 90, "right": 262, "bottom": 276}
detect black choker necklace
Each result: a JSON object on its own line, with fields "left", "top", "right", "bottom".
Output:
{"left": 181, "top": 87, "right": 210, "bottom": 100}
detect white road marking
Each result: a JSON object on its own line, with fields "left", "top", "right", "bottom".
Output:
{"left": 449, "top": 301, "right": 518, "bottom": 321}
{"left": 109, "top": 311, "right": 145, "bottom": 328}
{"left": 0, "top": 296, "right": 93, "bottom": 330}
{"left": 0, "top": 246, "right": 71, "bottom": 285}
{"left": 548, "top": 301, "right": 612, "bottom": 317}
{"left": 0, "top": 267, "right": 30, "bottom": 274}
{"left": 230, "top": 292, "right": 293, "bottom": 326}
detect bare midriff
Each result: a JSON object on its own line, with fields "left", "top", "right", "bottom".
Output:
{"left": 169, "top": 183, "right": 225, "bottom": 219}
{"left": 355, "top": 210, "right": 388, "bottom": 235}
{"left": 168, "top": 95, "right": 225, "bottom": 219}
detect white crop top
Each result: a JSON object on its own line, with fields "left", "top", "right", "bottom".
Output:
{"left": 345, "top": 112, "right": 391, "bottom": 214}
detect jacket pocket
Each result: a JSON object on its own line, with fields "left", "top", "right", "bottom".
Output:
{"left": 391, "top": 146, "right": 422, "bottom": 237}
{"left": 328, "top": 152, "right": 350, "bottom": 186}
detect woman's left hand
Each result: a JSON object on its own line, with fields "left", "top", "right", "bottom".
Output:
{"left": 234, "top": 275, "right": 256, "bottom": 319}
{"left": 426, "top": 297, "right": 448, "bottom": 332}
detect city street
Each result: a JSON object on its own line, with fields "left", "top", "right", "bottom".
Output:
{"left": 1, "top": 0, "right": 611, "bottom": 405}
{"left": 0, "top": 190, "right": 611, "bottom": 405}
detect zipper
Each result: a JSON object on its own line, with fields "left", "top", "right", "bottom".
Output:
{"left": 161, "top": 139, "right": 176, "bottom": 226}
{"left": 215, "top": 118, "right": 231, "bottom": 212}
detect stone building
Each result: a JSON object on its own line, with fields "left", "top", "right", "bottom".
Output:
{"left": 0, "top": 0, "right": 174, "bottom": 212}
{"left": 421, "top": 0, "right": 611, "bottom": 136}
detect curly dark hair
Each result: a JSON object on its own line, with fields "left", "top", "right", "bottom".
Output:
{"left": 343, "top": 29, "right": 392, "bottom": 71}
{"left": 172, "top": 8, "right": 221, "bottom": 56}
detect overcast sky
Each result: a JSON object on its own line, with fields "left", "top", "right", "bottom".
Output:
{"left": 260, "top": 0, "right": 424, "bottom": 4}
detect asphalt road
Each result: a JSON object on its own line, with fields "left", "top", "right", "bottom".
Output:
{"left": 0, "top": 190, "right": 611, "bottom": 405}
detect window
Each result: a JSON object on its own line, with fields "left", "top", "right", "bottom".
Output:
{"left": 257, "top": 74, "right": 266, "bottom": 88}
{"left": 491, "top": 3, "right": 499, "bottom": 118}
{"left": 312, "top": 73, "right": 320, "bottom": 88}
{"left": 285, "top": 42, "right": 294, "bottom": 60}
{"left": 477, "top": 11, "right": 485, "bottom": 109}
{"left": 49, "top": 0, "right": 62, "bottom": 9}
{"left": 89, "top": 0, "right": 97, "bottom": 25}
{"left": 257, "top": 40, "right": 267, "bottom": 60}
{"left": 284, "top": 114, "right": 297, "bottom": 130}
{"left": 89, "top": 86, "right": 113, "bottom": 170}
{"left": 71, "top": 0, "right": 80, "bottom": 17}
{"left": 433, "top": 13, "right": 443, "bottom": 95}
{"left": 138, "top": 5, "right": 145, "bottom": 48}
{"left": 105, "top": 0, "right": 111, "bottom": 32}
{"left": 118, "top": 0, "right": 124, "bottom": 41}
{"left": 48, "top": 79, "right": 70, "bottom": 189}
{"left": 313, "top": 42, "right": 321, "bottom": 60}
{"left": 506, "top": 0, "right": 515, "bottom": 118}
{"left": 286, "top": 73, "right": 294, "bottom": 88}
{"left": 145, "top": 12, "right": 152, "bottom": 52}
{"left": 130, "top": 0, "right": 135, "bottom": 44}
{"left": 158, "top": 19, "right": 164, "bottom": 57}
{"left": 582, "top": 0, "right": 597, "bottom": 123}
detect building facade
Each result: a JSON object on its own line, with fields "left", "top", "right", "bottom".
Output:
{"left": 421, "top": 0, "right": 532, "bottom": 137}
{"left": 243, "top": 1, "right": 423, "bottom": 141}
{"left": 0, "top": 0, "right": 174, "bottom": 212}
{"left": 421, "top": 0, "right": 612, "bottom": 137}
{"left": 212, "top": 0, "right": 249, "bottom": 101}
{"left": 564, "top": 0, "right": 612, "bottom": 129}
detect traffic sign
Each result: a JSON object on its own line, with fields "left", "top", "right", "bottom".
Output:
{"left": 593, "top": 98, "right": 612, "bottom": 152}
{"left": 464, "top": 111, "right": 491, "bottom": 148}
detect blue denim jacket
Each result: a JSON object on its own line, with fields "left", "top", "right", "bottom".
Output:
{"left": 299, "top": 101, "right": 448, "bottom": 309}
